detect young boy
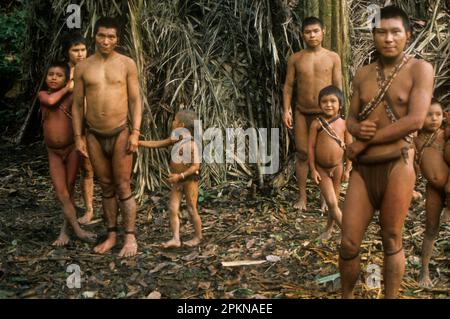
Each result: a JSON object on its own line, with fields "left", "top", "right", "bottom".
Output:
{"left": 283, "top": 17, "right": 342, "bottom": 211}
{"left": 63, "top": 33, "right": 94, "bottom": 224}
{"left": 139, "top": 110, "right": 202, "bottom": 248}
{"left": 414, "top": 100, "right": 448, "bottom": 288}
{"left": 308, "top": 86, "right": 352, "bottom": 240}
{"left": 38, "top": 61, "right": 96, "bottom": 246}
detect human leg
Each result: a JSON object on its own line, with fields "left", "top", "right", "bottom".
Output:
{"left": 419, "top": 183, "right": 443, "bottom": 288}
{"left": 183, "top": 181, "right": 202, "bottom": 247}
{"left": 293, "top": 111, "right": 309, "bottom": 210}
{"left": 339, "top": 169, "right": 375, "bottom": 299}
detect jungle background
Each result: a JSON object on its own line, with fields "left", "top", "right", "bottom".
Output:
{"left": 0, "top": 0, "right": 448, "bottom": 299}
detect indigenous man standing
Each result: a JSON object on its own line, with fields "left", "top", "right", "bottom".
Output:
{"left": 339, "top": 6, "right": 434, "bottom": 298}
{"left": 283, "top": 17, "right": 342, "bottom": 211}
{"left": 72, "top": 17, "right": 142, "bottom": 258}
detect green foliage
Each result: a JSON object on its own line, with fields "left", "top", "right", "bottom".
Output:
{"left": 0, "top": 4, "right": 27, "bottom": 79}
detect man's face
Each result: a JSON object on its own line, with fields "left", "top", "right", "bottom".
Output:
{"left": 95, "top": 27, "right": 118, "bottom": 55}
{"left": 68, "top": 43, "right": 87, "bottom": 65}
{"left": 302, "top": 24, "right": 324, "bottom": 48}
{"left": 373, "top": 17, "right": 410, "bottom": 58}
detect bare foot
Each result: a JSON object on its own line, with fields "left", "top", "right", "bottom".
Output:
{"left": 418, "top": 270, "right": 433, "bottom": 289}
{"left": 318, "top": 230, "right": 332, "bottom": 241}
{"left": 74, "top": 229, "right": 97, "bottom": 243}
{"left": 412, "top": 190, "right": 422, "bottom": 202}
{"left": 183, "top": 237, "right": 202, "bottom": 247}
{"left": 118, "top": 234, "right": 138, "bottom": 258}
{"left": 442, "top": 208, "right": 450, "bottom": 223}
{"left": 52, "top": 232, "right": 70, "bottom": 247}
{"left": 293, "top": 198, "right": 307, "bottom": 211}
{"left": 94, "top": 234, "right": 117, "bottom": 254}
{"left": 78, "top": 210, "right": 93, "bottom": 225}
{"left": 162, "top": 238, "right": 181, "bottom": 249}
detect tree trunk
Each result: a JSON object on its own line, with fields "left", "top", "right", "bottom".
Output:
{"left": 319, "top": 0, "right": 332, "bottom": 49}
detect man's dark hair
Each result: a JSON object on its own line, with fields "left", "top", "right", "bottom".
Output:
{"left": 301, "top": 17, "right": 324, "bottom": 32}
{"left": 318, "top": 85, "right": 344, "bottom": 108}
{"left": 374, "top": 5, "right": 411, "bottom": 33}
{"left": 47, "top": 61, "right": 70, "bottom": 82}
{"left": 94, "top": 17, "right": 121, "bottom": 38}
{"left": 62, "top": 33, "right": 87, "bottom": 59}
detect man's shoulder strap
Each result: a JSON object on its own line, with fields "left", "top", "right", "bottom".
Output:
{"left": 358, "top": 54, "right": 412, "bottom": 121}
{"left": 317, "top": 116, "right": 346, "bottom": 150}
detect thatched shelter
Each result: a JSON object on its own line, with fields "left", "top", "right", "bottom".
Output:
{"left": 17, "top": 0, "right": 449, "bottom": 198}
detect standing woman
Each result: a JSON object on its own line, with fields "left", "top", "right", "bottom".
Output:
{"left": 63, "top": 33, "right": 95, "bottom": 224}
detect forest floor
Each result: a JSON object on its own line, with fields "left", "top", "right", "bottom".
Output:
{"left": 0, "top": 141, "right": 448, "bottom": 299}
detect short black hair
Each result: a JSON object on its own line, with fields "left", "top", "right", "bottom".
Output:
{"left": 374, "top": 5, "right": 411, "bottom": 33}
{"left": 318, "top": 85, "right": 343, "bottom": 107}
{"left": 94, "top": 17, "right": 121, "bottom": 38}
{"left": 47, "top": 61, "right": 70, "bottom": 82}
{"left": 430, "top": 98, "right": 443, "bottom": 108}
{"left": 62, "top": 33, "right": 86, "bottom": 58}
{"left": 302, "top": 17, "right": 324, "bottom": 32}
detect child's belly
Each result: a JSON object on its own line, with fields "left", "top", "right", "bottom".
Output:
{"left": 315, "top": 137, "right": 344, "bottom": 168}
{"left": 170, "top": 162, "right": 191, "bottom": 174}
{"left": 43, "top": 116, "right": 74, "bottom": 148}
{"left": 420, "top": 148, "right": 447, "bottom": 183}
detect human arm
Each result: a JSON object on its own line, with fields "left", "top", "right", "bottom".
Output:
{"left": 361, "top": 61, "right": 434, "bottom": 147}
{"left": 332, "top": 53, "right": 343, "bottom": 90}
{"left": 71, "top": 65, "right": 88, "bottom": 158}
{"left": 38, "top": 85, "right": 71, "bottom": 107}
{"left": 342, "top": 128, "right": 353, "bottom": 182}
{"left": 282, "top": 55, "right": 296, "bottom": 129}
{"left": 138, "top": 138, "right": 173, "bottom": 149}
{"left": 126, "top": 58, "right": 143, "bottom": 154}
{"left": 308, "top": 120, "right": 321, "bottom": 185}
{"left": 346, "top": 68, "right": 379, "bottom": 141}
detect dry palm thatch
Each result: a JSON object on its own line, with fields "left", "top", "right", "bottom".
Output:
{"left": 125, "top": 0, "right": 309, "bottom": 197}
{"left": 18, "top": 0, "right": 448, "bottom": 198}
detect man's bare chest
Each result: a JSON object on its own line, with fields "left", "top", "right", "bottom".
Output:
{"left": 359, "top": 72, "right": 412, "bottom": 108}
{"left": 296, "top": 58, "right": 333, "bottom": 76}
{"left": 84, "top": 64, "right": 126, "bottom": 87}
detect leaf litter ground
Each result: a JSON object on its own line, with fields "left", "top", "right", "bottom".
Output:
{"left": 0, "top": 142, "right": 448, "bottom": 299}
